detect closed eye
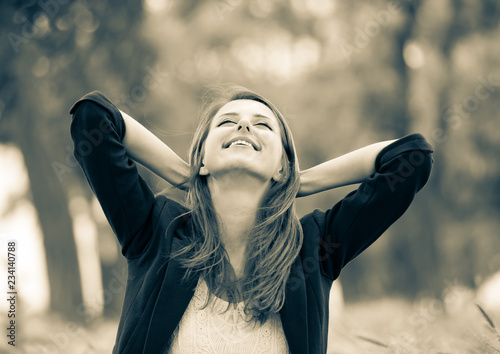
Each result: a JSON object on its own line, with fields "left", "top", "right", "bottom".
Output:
{"left": 256, "top": 122, "right": 272, "bottom": 130}
{"left": 217, "top": 120, "right": 236, "bottom": 127}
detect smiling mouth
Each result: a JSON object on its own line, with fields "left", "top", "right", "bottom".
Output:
{"left": 228, "top": 140, "right": 255, "bottom": 149}
{"left": 224, "top": 138, "right": 259, "bottom": 150}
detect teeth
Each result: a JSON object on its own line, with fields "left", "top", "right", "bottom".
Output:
{"left": 229, "top": 140, "right": 254, "bottom": 149}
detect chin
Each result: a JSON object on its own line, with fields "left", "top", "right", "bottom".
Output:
{"left": 214, "top": 166, "right": 272, "bottom": 181}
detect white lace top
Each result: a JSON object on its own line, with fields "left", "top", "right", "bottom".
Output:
{"left": 167, "top": 277, "right": 290, "bottom": 354}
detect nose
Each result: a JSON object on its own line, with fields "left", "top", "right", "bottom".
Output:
{"left": 237, "top": 119, "right": 251, "bottom": 132}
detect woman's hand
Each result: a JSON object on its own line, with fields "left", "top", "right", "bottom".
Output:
{"left": 120, "top": 110, "right": 190, "bottom": 189}
{"left": 296, "top": 139, "right": 397, "bottom": 198}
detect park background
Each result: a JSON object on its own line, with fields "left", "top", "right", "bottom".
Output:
{"left": 1, "top": 0, "right": 500, "bottom": 352}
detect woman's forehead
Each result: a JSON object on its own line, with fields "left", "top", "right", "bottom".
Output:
{"left": 214, "top": 99, "right": 279, "bottom": 123}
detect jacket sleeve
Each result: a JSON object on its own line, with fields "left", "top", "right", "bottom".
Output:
{"left": 302, "top": 133, "right": 434, "bottom": 281}
{"left": 69, "top": 91, "right": 155, "bottom": 259}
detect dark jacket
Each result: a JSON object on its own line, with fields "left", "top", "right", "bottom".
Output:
{"left": 69, "top": 91, "right": 433, "bottom": 354}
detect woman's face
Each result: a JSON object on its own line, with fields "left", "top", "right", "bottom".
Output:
{"left": 200, "top": 99, "right": 284, "bottom": 182}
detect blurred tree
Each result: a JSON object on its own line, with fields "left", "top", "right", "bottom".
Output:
{"left": 407, "top": 0, "right": 500, "bottom": 292}
{"left": 0, "top": 0, "right": 156, "bottom": 321}
{"left": 0, "top": 1, "right": 84, "bottom": 320}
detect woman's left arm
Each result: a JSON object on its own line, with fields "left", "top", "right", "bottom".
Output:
{"left": 299, "top": 133, "right": 434, "bottom": 280}
{"left": 297, "top": 139, "right": 397, "bottom": 197}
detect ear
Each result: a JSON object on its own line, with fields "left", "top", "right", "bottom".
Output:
{"left": 199, "top": 163, "right": 209, "bottom": 176}
{"left": 272, "top": 166, "right": 283, "bottom": 182}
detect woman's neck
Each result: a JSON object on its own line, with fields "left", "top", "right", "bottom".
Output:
{"left": 208, "top": 173, "right": 270, "bottom": 276}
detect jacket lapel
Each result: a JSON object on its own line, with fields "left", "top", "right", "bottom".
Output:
{"left": 280, "top": 257, "right": 309, "bottom": 354}
{"left": 144, "top": 230, "right": 309, "bottom": 353}
{"left": 144, "top": 237, "right": 197, "bottom": 353}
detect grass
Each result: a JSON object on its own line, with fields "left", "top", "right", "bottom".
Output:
{"left": 328, "top": 295, "right": 500, "bottom": 353}
{"left": 2, "top": 293, "right": 499, "bottom": 353}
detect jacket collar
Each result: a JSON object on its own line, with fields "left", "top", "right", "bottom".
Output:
{"left": 144, "top": 231, "right": 197, "bottom": 353}
{"left": 279, "top": 256, "right": 309, "bottom": 354}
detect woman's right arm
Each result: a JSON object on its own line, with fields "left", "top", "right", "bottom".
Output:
{"left": 119, "top": 110, "right": 189, "bottom": 189}
{"left": 70, "top": 91, "right": 185, "bottom": 258}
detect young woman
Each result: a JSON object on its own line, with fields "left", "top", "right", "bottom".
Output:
{"left": 69, "top": 85, "right": 433, "bottom": 354}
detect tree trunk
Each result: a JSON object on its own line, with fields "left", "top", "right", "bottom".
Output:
{"left": 12, "top": 100, "right": 84, "bottom": 321}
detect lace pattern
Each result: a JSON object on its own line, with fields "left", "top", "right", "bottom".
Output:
{"left": 167, "top": 277, "right": 290, "bottom": 353}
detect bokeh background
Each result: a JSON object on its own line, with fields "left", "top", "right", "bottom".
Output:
{"left": 1, "top": 0, "right": 500, "bottom": 353}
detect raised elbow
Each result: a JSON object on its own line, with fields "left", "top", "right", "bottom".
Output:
{"left": 384, "top": 149, "right": 433, "bottom": 195}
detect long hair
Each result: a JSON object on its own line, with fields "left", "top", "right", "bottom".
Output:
{"left": 170, "top": 84, "right": 303, "bottom": 324}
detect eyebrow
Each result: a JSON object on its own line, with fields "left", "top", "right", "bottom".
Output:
{"left": 219, "top": 112, "right": 273, "bottom": 121}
